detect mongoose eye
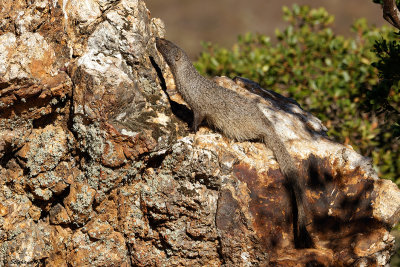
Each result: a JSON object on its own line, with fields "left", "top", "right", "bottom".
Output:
{"left": 174, "top": 51, "right": 182, "bottom": 61}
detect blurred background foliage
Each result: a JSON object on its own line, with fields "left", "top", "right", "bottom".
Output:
{"left": 147, "top": 0, "right": 386, "bottom": 59}
{"left": 372, "top": 0, "right": 400, "bottom": 4}
{"left": 195, "top": 4, "right": 400, "bottom": 185}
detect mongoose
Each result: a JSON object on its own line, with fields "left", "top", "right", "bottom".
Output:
{"left": 155, "top": 37, "right": 313, "bottom": 249}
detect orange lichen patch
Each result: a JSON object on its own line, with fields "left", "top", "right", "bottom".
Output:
{"left": 83, "top": 218, "right": 114, "bottom": 240}
{"left": 102, "top": 122, "right": 157, "bottom": 162}
{"left": 2, "top": 159, "right": 25, "bottom": 194}
{"left": 130, "top": 239, "right": 167, "bottom": 266}
{"left": 44, "top": 73, "right": 72, "bottom": 97}
{"left": 101, "top": 140, "right": 127, "bottom": 168}
{"left": 0, "top": 72, "right": 72, "bottom": 124}
{"left": 0, "top": 203, "right": 8, "bottom": 217}
{"left": 0, "top": 83, "right": 42, "bottom": 110}
{"left": 68, "top": 230, "right": 129, "bottom": 266}
{"left": 29, "top": 49, "right": 55, "bottom": 80}
{"left": 64, "top": 183, "right": 96, "bottom": 226}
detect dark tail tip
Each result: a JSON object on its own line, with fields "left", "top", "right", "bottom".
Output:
{"left": 290, "top": 188, "right": 314, "bottom": 248}
{"left": 294, "top": 223, "right": 314, "bottom": 249}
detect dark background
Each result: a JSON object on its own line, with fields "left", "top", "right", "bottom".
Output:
{"left": 146, "top": 0, "right": 386, "bottom": 59}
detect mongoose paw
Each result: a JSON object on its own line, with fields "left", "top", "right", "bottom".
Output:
{"left": 190, "top": 123, "right": 199, "bottom": 133}
{"left": 191, "top": 112, "right": 204, "bottom": 133}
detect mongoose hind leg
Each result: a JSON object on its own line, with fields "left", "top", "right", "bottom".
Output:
{"left": 191, "top": 111, "right": 205, "bottom": 132}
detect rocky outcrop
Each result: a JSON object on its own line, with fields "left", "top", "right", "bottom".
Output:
{"left": 0, "top": 0, "right": 399, "bottom": 266}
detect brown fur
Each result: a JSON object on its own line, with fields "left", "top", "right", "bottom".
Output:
{"left": 156, "top": 37, "right": 313, "bottom": 248}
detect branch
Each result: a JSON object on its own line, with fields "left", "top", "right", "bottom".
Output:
{"left": 382, "top": 0, "right": 400, "bottom": 30}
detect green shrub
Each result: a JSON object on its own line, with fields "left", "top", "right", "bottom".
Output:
{"left": 369, "top": 0, "right": 400, "bottom": 140}
{"left": 195, "top": 4, "right": 400, "bottom": 183}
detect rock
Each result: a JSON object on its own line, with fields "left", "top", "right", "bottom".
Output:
{"left": 0, "top": 0, "right": 399, "bottom": 266}
{"left": 68, "top": 230, "right": 129, "bottom": 266}
{"left": 84, "top": 218, "right": 114, "bottom": 240}
{"left": 0, "top": 194, "right": 70, "bottom": 265}
{"left": 101, "top": 140, "right": 126, "bottom": 168}
{"left": 0, "top": 203, "right": 8, "bottom": 217}
{"left": 49, "top": 204, "right": 71, "bottom": 225}
{"left": 64, "top": 183, "right": 96, "bottom": 225}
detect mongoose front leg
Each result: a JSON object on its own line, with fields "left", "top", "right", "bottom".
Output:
{"left": 191, "top": 110, "right": 205, "bottom": 132}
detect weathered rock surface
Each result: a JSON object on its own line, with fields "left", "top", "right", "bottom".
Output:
{"left": 0, "top": 0, "right": 399, "bottom": 266}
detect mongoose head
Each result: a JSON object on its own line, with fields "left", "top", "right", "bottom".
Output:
{"left": 155, "top": 37, "right": 188, "bottom": 71}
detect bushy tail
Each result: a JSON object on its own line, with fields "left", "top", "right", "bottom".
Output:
{"left": 262, "top": 118, "right": 313, "bottom": 249}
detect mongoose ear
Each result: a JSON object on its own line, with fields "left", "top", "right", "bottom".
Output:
{"left": 174, "top": 51, "right": 182, "bottom": 61}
